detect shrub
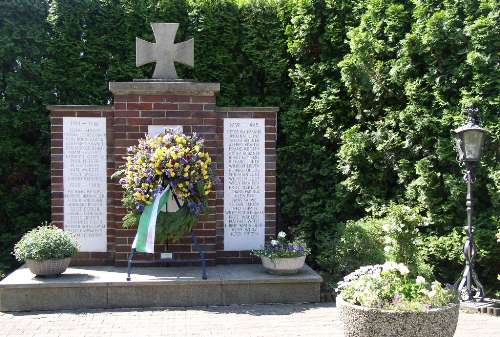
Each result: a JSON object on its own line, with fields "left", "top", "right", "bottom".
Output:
{"left": 316, "top": 217, "right": 385, "bottom": 282}
{"left": 13, "top": 225, "right": 79, "bottom": 262}
{"left": 379, "top": 203, "right": 433, "bottom": 278}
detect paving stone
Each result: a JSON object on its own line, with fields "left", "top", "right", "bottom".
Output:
{"left": 0, "top": 303, "right": 498, "bottom": 337}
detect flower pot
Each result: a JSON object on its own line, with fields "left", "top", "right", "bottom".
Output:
{"left": 26, "top": 258, "right": 71, "bottom": 276}
{"left": 261, "top": 255, "right": 306, "bottom": 275}
{"left": 337, "top": 296, "right": 459, "bottom": 337}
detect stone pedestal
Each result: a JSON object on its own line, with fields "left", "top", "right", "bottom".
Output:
{"left": 48, "top": 81, "right": 278, "bottom": 266}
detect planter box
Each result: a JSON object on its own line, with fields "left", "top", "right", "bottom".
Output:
{"left": 261, "top": 256, "right": 306, "bottom": 275}
{"left": 26, "top": 258, "right": 71, "bottom": 276}
{"left": 338, "top": 296, "right": 459, "bottom": 337}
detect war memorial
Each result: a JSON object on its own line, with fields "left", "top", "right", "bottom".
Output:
{"left": 0, "top": 23, "right": 321, "bottom": 312}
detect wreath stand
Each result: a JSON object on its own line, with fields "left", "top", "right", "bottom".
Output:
{"left": 126, "top": 190, "right": 208, "bottom": 281}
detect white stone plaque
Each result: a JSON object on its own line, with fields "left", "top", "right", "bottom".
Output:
{"left": 148, "top": 125, "right": 182, "bottom": 137}
{"left": 63, "top": 117, "right": 107, "bottom": 252}
{"left": 224, "top": 118, "right": 265, "bottom": 250}
{"left": 148, "top": 125, "right": 183, "bottom": 212}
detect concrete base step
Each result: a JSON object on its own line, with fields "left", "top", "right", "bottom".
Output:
{"left": 0, "top": 264, "right": 322, "bottom": 311}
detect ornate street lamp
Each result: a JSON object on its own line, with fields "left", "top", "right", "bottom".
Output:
{"left": 452, "top": 107, "right": 488, "bottom": 301}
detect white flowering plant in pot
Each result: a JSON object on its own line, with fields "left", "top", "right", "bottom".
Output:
{"left": 336, "top": 262, "right": 460, "bottom": 337}
{"left": 13, "top": 224, "right": 79, "bottom": 276}
{"left": 252, "top": 231, "right": 310, "bottom": 275}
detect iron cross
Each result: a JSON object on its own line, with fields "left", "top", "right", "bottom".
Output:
{"left": 136, "top": 23, "right": 194, "bottom": 79}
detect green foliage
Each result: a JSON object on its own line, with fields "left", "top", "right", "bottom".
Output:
{"left": 281, "top": 0, "right": 499, "bottom": 293}
{"left": 316, "top": 217, "right": 385, "bottom": 281}
{"left": 155, "top": 207, "right": 199, "bottom": 243}
{"left": 379, "top": 203, "right": 432, "bottom": 277}
{"left": 0, "top": 0, "right": 51, "bottom": 276}
{"left": 13, "top": 225, "right": 79, "bottom": 262}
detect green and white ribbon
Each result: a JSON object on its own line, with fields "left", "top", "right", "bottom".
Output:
{"left": 132, "top": 187, "right": 171, "bottom": 253}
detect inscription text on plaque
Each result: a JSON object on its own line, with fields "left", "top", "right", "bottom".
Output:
{"left": 63, "top": 117, "right": 107, "bottom": 252}
{"left": 223, "top": 118, "right": 265, "bottom": 250}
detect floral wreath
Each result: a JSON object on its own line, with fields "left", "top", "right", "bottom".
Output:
{"left": 113, "top": 130, "right": 215, "bottom": 241}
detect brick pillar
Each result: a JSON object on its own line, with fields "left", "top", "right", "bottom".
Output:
{"left": 48, "top": 105, "right": 115, "bottom": 265}
{"left": 214, "top": 107, "right": 278, "bottom": 264}
{"left": 109, "top": 81, "right": 220, "bottom": 266}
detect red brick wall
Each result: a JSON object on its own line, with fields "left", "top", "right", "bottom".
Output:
{"left": 48, "top": 84, "right": 278, "bottom": 266}
{"left": 111, "top": 93, "right": 218, "bottom": 266}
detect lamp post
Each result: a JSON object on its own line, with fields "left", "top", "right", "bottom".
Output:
{"left": 452, "top": 107, "right": 488, "bottom": 302}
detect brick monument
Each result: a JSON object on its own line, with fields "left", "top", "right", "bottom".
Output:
{"left": 48, "top": 23, "right": 278, "bottom": 267}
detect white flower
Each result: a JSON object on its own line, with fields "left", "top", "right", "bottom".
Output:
{"left": 382, "top": 261, "right": 398, "bottom": 271}
{"left": 416, "top": 276, "right": 426, "bottom": 285}
{"left": 270, "top": 240, "right": 278, "bottom": 246}
{"left": 277, "top": 231, "right": 286, "bottom": 239}
{"left": 384, "top": 246, "right": 391, "bottom": 253}
{"left": 397, "top": 264, "right": 410, "bottom": 276}
{"left": 382, "top": 262, "right": 409, "bottom": 276}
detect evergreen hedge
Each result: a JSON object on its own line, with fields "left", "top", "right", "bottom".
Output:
{"left": 0, "top": 0, "right": 498, "bottom": 291}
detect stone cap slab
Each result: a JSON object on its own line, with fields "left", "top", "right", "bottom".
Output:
{"left": 109, "top": 81, "right": 220, "bottom": 96}
{"left": 216, "top": 107, "right": 279, "bottom": 113}
{"left": 47, "top": 105, "right": 113, "bottom": 111}
{"left": 0, "top": 264, "right": 322, "bottom": 289}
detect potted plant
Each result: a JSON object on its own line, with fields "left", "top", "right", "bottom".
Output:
{"left": 252, "top": 231, "right": 310, "bottom": 275}
{"left": 336, "top": 262, "right": 459, "bottom": 337}
{"left": 13, "top": 224, "right": 79, "bottom": 276}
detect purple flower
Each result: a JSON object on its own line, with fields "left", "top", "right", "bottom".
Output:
{"left": 136, "top": 204, "right": 145, "bottom": 213}
{"left": 180, "top": 157, "right": 189, "bottom": 165}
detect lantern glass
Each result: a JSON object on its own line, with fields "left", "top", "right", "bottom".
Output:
{"left": 461, "top": 129, "right": 486, "bottom": 161}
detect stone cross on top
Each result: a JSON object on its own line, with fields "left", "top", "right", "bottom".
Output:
{"left": 136, "top": 23, "right": 194, "bottom": 79}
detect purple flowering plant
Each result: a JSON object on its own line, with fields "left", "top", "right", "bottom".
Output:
{"left": 252, "top": 231, "right": 310, "bottom": 259}
{"left": 112, "top": 130, "right": 215, "bottom": 239}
